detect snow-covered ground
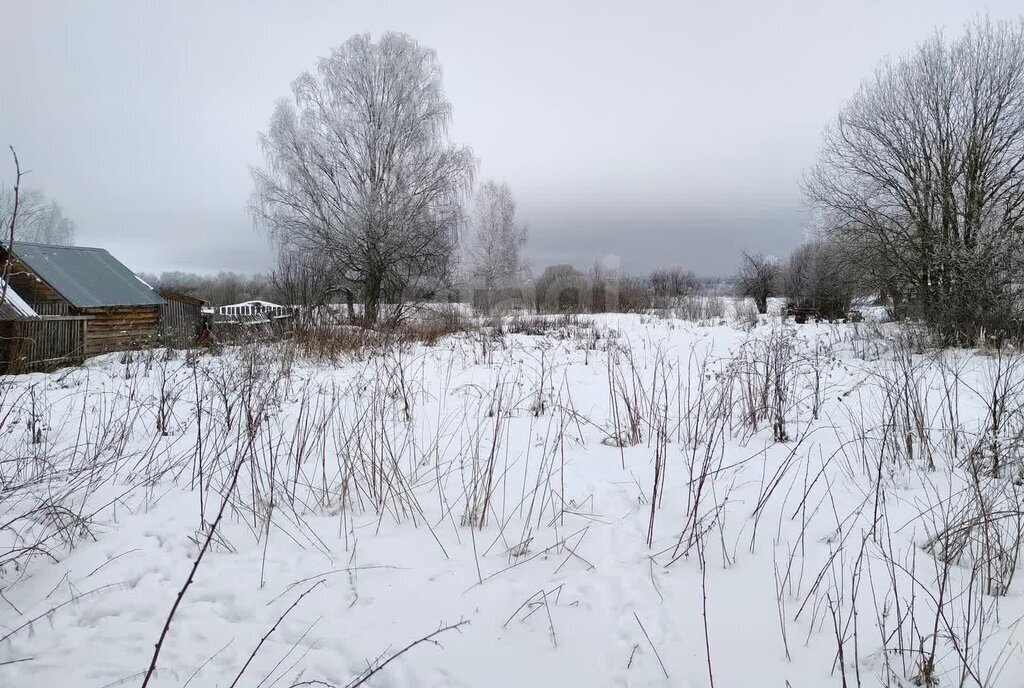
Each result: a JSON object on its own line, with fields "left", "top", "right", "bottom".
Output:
{"left": 1, "top": 313, "right": 1023, "bottom": 687}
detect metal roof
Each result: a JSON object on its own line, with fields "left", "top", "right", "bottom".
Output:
{"left": 12, "top": 242, "right": 165, "bottom": 308}
{"left": 158, "top": 288, "right": 206, "bottom": 306}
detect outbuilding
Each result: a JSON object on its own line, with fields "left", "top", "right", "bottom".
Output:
{"left": 0, "top": 242, "right": 165, "bottom": 364}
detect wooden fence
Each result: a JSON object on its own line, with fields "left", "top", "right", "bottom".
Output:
{"left": 215, "top": 302, "right": 296, "bottom": 318}
{"left": 159, "top": 299, "right": 203, "bottom": 348}
{"left": 0, "top": 316, "right": 91, "bottom": 373}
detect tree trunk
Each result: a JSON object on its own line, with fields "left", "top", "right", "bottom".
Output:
{"left": 363, "top": 274, "right": 383, "bottom": 325}
{"left": 344, "top": 288, "right": 355, "bottom": 322}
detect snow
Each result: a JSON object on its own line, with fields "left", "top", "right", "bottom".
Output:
{"left": 1, "top": 313, "right": 1022, "bottom": 687}
{"left": 222, "top": 300, "right": 287, "bottom": 309}
{"left": 0, "top": 279, "right": 38, "bottom": 318}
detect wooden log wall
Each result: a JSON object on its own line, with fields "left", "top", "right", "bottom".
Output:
{"left": 80, "top": 306, "right": 160, "bottom": 356}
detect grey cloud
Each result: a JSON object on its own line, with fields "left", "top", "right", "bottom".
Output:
{"left": 522, "top": 198, "right": 808, "bottom": 276}
{"left": 1, "top": 0, "right": 1019, "bottom": 276}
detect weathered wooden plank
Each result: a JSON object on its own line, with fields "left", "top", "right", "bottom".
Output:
{"left": 0, "top": 317, "right": 88, "bottom": 372}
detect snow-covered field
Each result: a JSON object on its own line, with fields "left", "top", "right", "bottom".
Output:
{"left": 1, "top": 313, "right": 1023, "bottom": 687}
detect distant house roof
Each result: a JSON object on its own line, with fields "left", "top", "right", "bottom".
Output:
{"left": 158, "top": 288, "right": 205, "bottom": 306}
{"left": 0, "top": 278, "right": 39, "bottom": 320}
{"left": 220, "top": 300, "right": 287, "bottom": 310}
{"left": 11, "top": 242, "right": 165, "bottom": 308}
{"left": 212, "top": 300, "right": 296, "bottom": 323}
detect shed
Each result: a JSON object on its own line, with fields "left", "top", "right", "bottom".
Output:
{"left": 0, "top": 242, "right": 165, "bottom": 358}
{"left": 158, "top": 288, "right": 205, "bottom": 347}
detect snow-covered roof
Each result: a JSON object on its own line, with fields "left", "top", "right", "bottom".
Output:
{"left": 0, "top": 279, "right": 39, "bottom": 319}
{"left": 218, "top": 300, "right": 287, "bottom": 310}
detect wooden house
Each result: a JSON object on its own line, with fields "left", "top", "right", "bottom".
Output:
{"left": 0, "top": 242, "right": 166, "bottom": 367}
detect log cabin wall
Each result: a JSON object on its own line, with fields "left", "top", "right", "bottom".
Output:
{"left": 79, "top": 306, "right": 160, "bottom": 356}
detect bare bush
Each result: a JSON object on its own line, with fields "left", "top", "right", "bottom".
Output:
{"left": 649, "top": 266, "right": 702, "bottom": 304}
{"left": 782, "top": 239, "right": 857, "bottom": 320}
{"left": 270, "top": 248, "right": 345, "bottom": 316}
{"left": 671, "top": 295, "right": 728, "bottom": 323}
{"left": 534, "top": 264, "right": 588, "bottom": 314}
{"left": 736, "top": 252, "right": 779, "bottom": 314}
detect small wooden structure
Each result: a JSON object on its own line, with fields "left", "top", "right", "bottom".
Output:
{"left": 0, "top": 242, "right": 166, "bottom": 371}
{"left": 158, "top": 288, "right": 205, "bottom": 347}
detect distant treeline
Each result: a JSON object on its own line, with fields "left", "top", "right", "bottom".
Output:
{"left": 139, "top": 271, "right": 275, "bottom": 307}
{"left": 139, "top": 266, "right": 734, "bottom": 310}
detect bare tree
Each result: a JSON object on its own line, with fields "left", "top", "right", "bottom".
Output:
{"left": 465, "top": 180, "right": 528, "bottom": 313}
{"left": 736, "top": 252, "right": 779, "bottom": 314}
{"left": 590, "top": 261, "right": 655, "bottom": 313}
{"left": 649, "top": 266, "right": 701, "bottom": 302}
{"left": 142, "top": 271, "right": 275, "bottom": 306}
{"left": 806, "top": 17, "right": 1024, "bottom": 343}
{"left": 782, "top": 239, "right": 857, "bottom": 320}
{"left": 251, "top": 32, "right": 476, "bottom": 326}
{"left": 1, "top": 146, "right": 25, "bottom": 308}
{"left": 0, "top": 187, "right": 76, "bottom": 245}
{"left": 535, "top": 264, "right": 588, "bottom": 314}
{"left": 29, "top": 199, "right": 75, "bottom": 245}
{"left": 269, "top": 248, "right": 345, "bottom": 315}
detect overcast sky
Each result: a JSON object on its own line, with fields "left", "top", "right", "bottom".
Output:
{"left": 1, "top": 0, "right": 1020, "bottom": 277}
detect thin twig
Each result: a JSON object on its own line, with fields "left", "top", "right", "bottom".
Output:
{"left": 0, "top": 582, "right": 121, "bottom": 644}
{"left": 0, "top": 657, "right": 33, "bottom": 668}
{"left": 230, "top": 580, "right": 325, "bottom": 688}
{"left": 633, "top": 611, "right": 669, "bottom": 679}
{"left": 140, "top": 454, "right": 248, "bottom": 687}
{"left": 345, "top": 620, "right": 469, "bottom": 688}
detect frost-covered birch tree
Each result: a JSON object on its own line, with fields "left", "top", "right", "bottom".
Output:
{"left": 251, "top": 32, "right": 476, "bottom": 325}
{"left": 0, "top": 187, "right": 76, "bottom": 245}
{"left": 465, "top": 180, "right": 528, "bottom": 310}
